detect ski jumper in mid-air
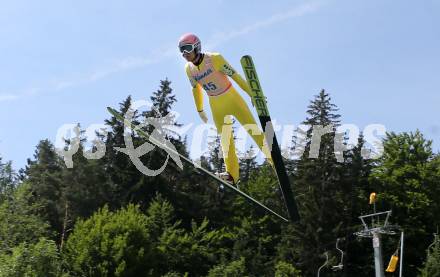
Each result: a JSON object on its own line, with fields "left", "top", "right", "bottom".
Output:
{"left": 178, "top": 33, "right": 273, "bottom": 184}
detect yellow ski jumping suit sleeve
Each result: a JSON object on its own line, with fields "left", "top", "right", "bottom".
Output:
{"left": 185, "top": 52, "right": 272, "bottom": 183}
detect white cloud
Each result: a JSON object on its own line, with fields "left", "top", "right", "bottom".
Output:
{"left": 1, "top": 1, "right": 323, "bottom": 102}
{"left": 0, "top": 87, "right": 40, "bottom": 102}
{"left": 0, "top": 94, "right": 19, "bottom": 102}
{"left": 205, "top": 2, "right": 323, "bottom": 49}
{"left": 88, "top": 56, "right": 157, "bottom": 82}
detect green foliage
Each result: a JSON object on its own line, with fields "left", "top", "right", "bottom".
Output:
{"left": 0, "top": 156, "right": 17, "bottom": 202}
{"left": 239, "top": 146, "right": 258, "bottom": 182}
{"left": 0, "top": 238, "right": 66, "bottom": 277}
{"left": 161, "top": 272, "right": 187, "bottom": 277}
{"left": 282, "top": 90, "right": 352, "bottom": 275}
{"left": 206, "top": 257, "right": 248, "bottom": 277}
{"left": 162, "top": 271, "right": 188, "bottom": 277}
{"left": 229, "top": 216, "right": 279, "bottom": 276}
{"left": 147, "top": 79, "right": 177, "bottom": 118}
{"left": 419, "top": 235, "right": 440, "bottom": 277}
{"left": 24, "top": 137, "right": 115, "bottom": 243}
{"left": 371, "top": 131, "right": 439, "bottom": 275}
{"left": 2, "top": 87, "right": 440, "bottom": 276}
{"left": 371, "top": 131, "right": 435, "bottom": 222}
{"left": 157, "top": 218, "right": 230, "bottom": 275}
{"left": 23, "top": 139, "right": 67, "bottom": 238}
{"left": 64, "top": 195, "right": 232, "bottom": 276}
{"left": 234, "top": 164, "right": 283, "bottom": 220}
{"left": 0, "top": 183, "right": 50, "bottom": 253}
{"left": 274, "top": 261, "right": 302, "bottom": 277}
{"left": 206, "top": 133, "right": 225, "bottom": 174}
{"left": 63, "top": 204, "right": 153, "bottom": 277}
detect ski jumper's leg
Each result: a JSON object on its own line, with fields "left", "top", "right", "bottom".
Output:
{"left": 209, "top": 95, "right": 239, "bottom": 183}
{"left": 210, "top": 88, "right": 273, "bottom": 179}
{"left": 226, "top": 89, "right": 273, "bottom": 163}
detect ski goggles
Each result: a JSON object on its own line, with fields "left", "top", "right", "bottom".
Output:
{"left": 179, "top": 43, "right": 197, "bottom": 54}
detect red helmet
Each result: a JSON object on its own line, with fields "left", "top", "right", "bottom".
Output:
{"left": 178, "top": 33, "right": 201, "bottom": 54}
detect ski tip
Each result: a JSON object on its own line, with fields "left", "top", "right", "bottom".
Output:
{"left": 107, "top": 107, "right": 118, "bottom": 115}
{"left": 240, "top": 55, "right": 255, "bottom": 68}
{"left": 240, "top": 55, "right": 252, "bottom": 61}
{"left": 107, "top": 107, "right": 123, "bottom": 120}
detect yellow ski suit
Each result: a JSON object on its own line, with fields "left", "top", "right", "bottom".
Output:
{"left": 185, "top": 52, "right": 272, "bottom": 183}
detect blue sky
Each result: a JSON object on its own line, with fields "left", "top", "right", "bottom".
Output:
{"left": 1, "top": 0, "right": 439, "bottom": 170}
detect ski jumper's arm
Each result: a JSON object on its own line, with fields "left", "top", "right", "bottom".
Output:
{"left": 185, "top": 64, "right": 204, "bottom": 112}
{"left": 211, "top": 53, "right": 252, "bottom": 98}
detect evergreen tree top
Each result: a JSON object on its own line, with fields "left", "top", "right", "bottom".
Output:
{"left": 304, "top": 89, "right": 341, "bottom": 127}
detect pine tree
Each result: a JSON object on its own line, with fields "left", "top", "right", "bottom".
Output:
{"left": 140, "top": 79, "right": 210, "bottom": 221}
{"left": 341, "top": 133, "right": 376, "bottom": 275}
{"left": 420, "top": 234, "right": 440, "bottom": 277}
{"left": 59, "top": 139, "right": 114, "bottom": 249}
{"left": 370, "top": 131, "right": 439, "bottom": 276}
{"left": 102, "top": 83, "right": 220, "bottom": 227}
{"left": 23, "top": 140, "right": 65, "bottom": 238}
{"left": 64, "top": 196, "right": 231, "bottom": 276}
{"left": 278, "top": 90, "right": 353, "bottom": 276}
{"left": 284, "top": 125, "right": 308, "bottom": 175}
{"left": 147, "top": 78, "right": 177, "bottom": 119}
{"left": 0, "top": 182, "right": 50, "bottom": 253}
{"left": 239, "top": 146, "right": 258, "bottom": 182}
{"left": 206, "top": 133, "right": 224, "bottom": 174}
{"left": 0, "top": 238, "right": 65, "bottom": 277}
{"left": 0, "top": 156, "right": 17, "bottom": 203}
{"left": 103, "top": 95, "right": 143, "bottom": 208}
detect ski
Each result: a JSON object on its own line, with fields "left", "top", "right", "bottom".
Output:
{"left": 107, "top": 107, "right": 289, "bottom": 223}
{"left": 240, "top": 55, "right": 300, "bottom": 222}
